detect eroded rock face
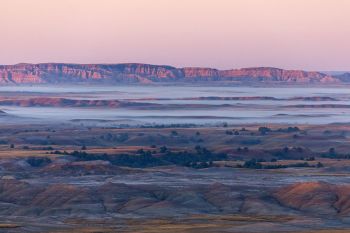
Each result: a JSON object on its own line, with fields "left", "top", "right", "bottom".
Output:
{"left": 274, "top": 182, "right": 350, "bottom": 216}
{"left": 219, "top": 68, "right": 337, "bottom": 83}
{"left": 2, "top": 176, "right": 350, "bottom": 219}
{"left": 0, "top": 179, "right": 283, "bottom": 217}
{"left": 0, "top": 63, "right": 341, "bottom": 84}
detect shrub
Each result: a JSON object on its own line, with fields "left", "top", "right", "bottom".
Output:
{"left": 258, "top": 127, "right": 271, "bottom": 135}
{"left": 26, "top": 157, "right": 52, "bottom": 167}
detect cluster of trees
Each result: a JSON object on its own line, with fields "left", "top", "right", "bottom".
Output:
{"left": 236, "top": 147, "right": 249, "bottom": 153}
{"left": 188, "top": 161, "right": 214, "bottom": 169}
{"left": 258, "top": 127, "right": 271, "bottom": 135}
{"left": 140, "top": 124, "right": 197, "bottom": 128}
{"left": 239, "top": 139, "right": 261, "bottom": 145}
{"left": 238, "top": 158, "right": 323, "bottom": 169}
{"left": 99, "top": 133, "right": 129, "bottom": 142}
{"left": 277, "top": 127, "right": 300, "bottom": 133}
{"left": 59, "top": 145, "right": 227, "bottom": 169}
{"left": 225, "top": 128, "right": 250, "bottom": 136}
{"left": 225, "top": 130, "right": 240, "bottom": 135}
{"left": 258, "top": 126, "right": 300, "bottom": 135}
{"left": 26, "top": 157, "right": 52, "bottom": 167}
{"left": 320, "top": 148, "right": 350, "bottom": 159}
{"left": 269, "top": 147, "right": 305, "bottom": 159}
{"left": 161, "top": 145, "right": 227, "bottom": 167}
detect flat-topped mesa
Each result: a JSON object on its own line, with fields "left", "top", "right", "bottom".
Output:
{"left": 114, "top": 63, "right": 180, "bottom": 79}
{"left": 0, "top": 63, "right": 341, "bottom": 84}
{"left": 219, "top": 67, "right": 336, "bottom": 83}
{"left": 0, "top": 63, "right": 183, "bottom": 83}
{"left": 181, "top": 67, "right": 220, "bottom": 80}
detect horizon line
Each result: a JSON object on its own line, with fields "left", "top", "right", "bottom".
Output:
{"left": 1, "top": 62, "right": 348, "bottom": 73}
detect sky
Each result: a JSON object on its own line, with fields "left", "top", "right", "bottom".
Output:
{"left": 1, "top": 0, "right": 350, "bottom": 71}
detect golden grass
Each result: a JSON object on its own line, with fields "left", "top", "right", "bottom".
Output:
{"left": 0, "top": 223, "right": 20, "bottom": 228}
{"left": 60, "top": 214, "right": 296, "bottom": 233}
{"left": 0, "top": 150, "right": 52, "bottom": 158}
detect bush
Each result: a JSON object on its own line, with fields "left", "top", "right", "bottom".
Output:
{"left": 240, "top": 159, "right": 314, "bottom": 170}
{"left": 240, "top": 139, "right": 261, "bottom": 145}
{"left": 26, "top": 157, "right": 52, "bottom": 167}
{"left": 242, "top": 159, "right": 262, "bottom": 169}
{"left": 171, "top": 131, "right": 178, "bottom": 136}
{"left": 160, "top": 146, "right": 168, "bottom": 153}
{"left": 258, "top": 127, "right": 271, "bottom": 135}
{"left": 225, "top": 130, "right": 233, "bottom": 135}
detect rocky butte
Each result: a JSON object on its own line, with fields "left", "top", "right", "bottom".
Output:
{"left": 0, "top": 63, "right": 347, "bottom": 84}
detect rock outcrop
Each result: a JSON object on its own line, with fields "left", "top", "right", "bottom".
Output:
{"left": 0, "top": 63, "right": 342, "bottom": 84}
{"left": 274, "top": 182, "right": 350, "bottom": 216}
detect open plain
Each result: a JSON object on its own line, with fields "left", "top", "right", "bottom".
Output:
{"left": 0, "top": 121, "right": 350, "bottom": 232}
{"left": 0, "top": 85, "right": 349, "bottom": 232}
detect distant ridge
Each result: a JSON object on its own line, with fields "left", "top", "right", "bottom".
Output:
{"left": 0, "top": 63, "right": 347, "bottom": 84}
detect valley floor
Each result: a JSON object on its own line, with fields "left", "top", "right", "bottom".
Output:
{"left": 1, "top": 123, "right": 350, "bottom": 232}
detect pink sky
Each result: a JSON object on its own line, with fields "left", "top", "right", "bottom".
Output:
{"left": 1, "top": 0, "right": 350, "bottom": 70}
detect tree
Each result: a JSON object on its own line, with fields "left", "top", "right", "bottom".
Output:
{"left": 137, "top": 149, "right": 145, "bottom": 154}
{"left": 26, "top": 157, "right": 52, "bottom": 167}
{"left": 258, "top": 127, "right": 271, "bottom": 135}
{"left": 243, "top": 159, "right": 262, "bottom": 169}
{"left": 160, "top": 146, "right": 168, "bottom": 153}
{"left": 171, "top": 130, "right": 178, "bottom": 136}
{"left": 225, "top": 130, "right": 233, "bottom": 135}
{"left": 329, "top": 148, "right": 336, "bottom": 157}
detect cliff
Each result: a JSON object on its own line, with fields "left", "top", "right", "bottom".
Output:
{"left": 335, "top": 72, "right": 350, "bottom": 82}
{"left": 0, "top": 63, "right": 343, "bottom": 84}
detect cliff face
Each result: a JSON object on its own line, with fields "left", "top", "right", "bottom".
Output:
{"left": 219, "top": 67, "right": 337, "bottom": 83}
{"left": 0, "top": 63, "right": 342, "bottom": 84}
{"left": 335, "top": 72, "right": 350, "bottom": 82}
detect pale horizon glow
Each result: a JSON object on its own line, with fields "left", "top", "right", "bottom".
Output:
{"left": 1, "top": 0, "right": 350, "bottom": 71}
